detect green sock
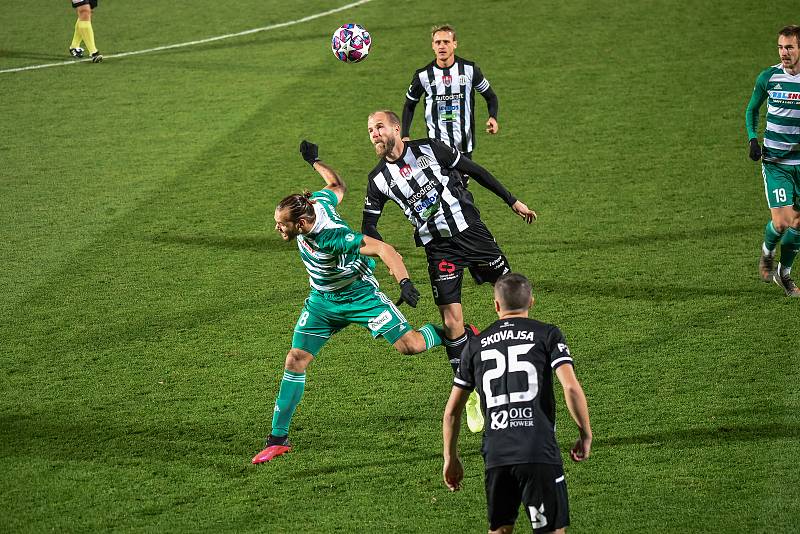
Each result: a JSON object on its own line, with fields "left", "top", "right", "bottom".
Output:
{"left": 270, "top": 370, "right": 306, "bottom": 437}
{"left": 764, "top": 221, "right": 784, "bottom": 253}
{"left": 418, "top": 323, "right": 444, "bottom": 349}
{"left": 778, "top": 227, "right": 800, "bottom": 271}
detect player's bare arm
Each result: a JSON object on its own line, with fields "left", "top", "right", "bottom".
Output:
{"left": 359, "top": 235, "right": 410, "bottom": 283}
{"left": 442, "top": 386, "right": 470, "bottom": 491}
{"left": 313, "top": 161, "right": 346, "bottom": 202}
{"left": 299, "top": 140, "right": 346, "bottom": 202}
{"left": 555, "top": 364, "right": 593, "bottom": 462}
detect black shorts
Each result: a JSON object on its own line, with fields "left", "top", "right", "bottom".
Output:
{"left": 72, "top": 0, "right": 98, "bottom": 9}
{"left": 424, "top": 220, "right": 510, "bottom": 305}
{"left": 485, "top": 463, "right": 570, "bottom": 533}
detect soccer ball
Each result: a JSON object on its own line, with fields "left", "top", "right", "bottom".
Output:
{"left": 331, "top": 23, "right": 371, "bottom": 63}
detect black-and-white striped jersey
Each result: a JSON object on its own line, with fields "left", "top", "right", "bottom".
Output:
{"left": 454, "top": 317, "right": 575, "bottom": 469}
{"left": 406, "top": 56, "right": 491, "bottom": 154}
{"left": 363, "top": 139, "right": 483, "bottom": 246}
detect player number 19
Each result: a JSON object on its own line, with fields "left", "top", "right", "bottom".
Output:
{"left": 481, "top": 343, "right": 538, "bottom": 408}
{"left": 773, "top": 188, "right": 787, "bottom": 203}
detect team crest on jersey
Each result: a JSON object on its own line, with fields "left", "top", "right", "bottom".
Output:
{"left": 399, "top": 164, "right": 413, "bottom": 178}
{"left": 459, "top": 75, "right": 468, "bottom": 85}
{"left": 416, "top": 155, "right": 434, "bottom": 169}
{"left": 442, "top": 75, "right": 452, "bottom": 87}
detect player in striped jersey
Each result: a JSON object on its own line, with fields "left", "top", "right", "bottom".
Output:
{"left": 402, "top": 25, "right": 498, "bottom": 183}
{"left": 747, "top": 25, "right": 800, "bottom": 297}
{"left": 252, "top": 141, "right": 445, "bottom": 464}
{"left": 443, "top": 273, "right": 592, "bottom": 533}
{"left": 363, "top": 110, "right": 536, "bottom": 432}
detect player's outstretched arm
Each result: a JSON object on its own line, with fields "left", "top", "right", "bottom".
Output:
{"left": 300, "top": 140, "right": 346, "bottom": 202}
{"left": 359, "top": 235, "right": 420, "bottom": 306}
{"left": 442, "top": 386, "right": 470, "bottom": 491}
{"left": 555, "top": 364, "right": 592, "bottom": 462}
{"left": 452, "top": 155, "right": 536, "bottom": 223}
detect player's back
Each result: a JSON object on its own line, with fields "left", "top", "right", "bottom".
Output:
{"left": 458, "top": 317, "right": 574, "bottom": 469}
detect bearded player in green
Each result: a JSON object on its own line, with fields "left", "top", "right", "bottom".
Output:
{"left": 252, "top": 141, "right": 445, "bottom": 463}
{"left": 747, "top": 24, "right": 800, "bottom": 297}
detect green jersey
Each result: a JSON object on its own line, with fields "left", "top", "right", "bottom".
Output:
{"left": 296, "top": 189, "right": 378, "bottom": 293}
{"left": 746, "top": 64, "right": 800, "bottom": 165}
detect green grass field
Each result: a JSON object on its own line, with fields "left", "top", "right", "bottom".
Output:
{"left": 2, "top": 1, "right": 799, "bottom": 531}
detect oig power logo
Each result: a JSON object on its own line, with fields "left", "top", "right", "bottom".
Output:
{"left": 490, "top": 407, "right": 534, "bottom": 430}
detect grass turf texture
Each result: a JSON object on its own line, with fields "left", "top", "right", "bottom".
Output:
{"left": 2, "top": 0, "right": 799, "bottom": 531}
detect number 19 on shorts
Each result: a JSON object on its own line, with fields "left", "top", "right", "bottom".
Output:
{"left": 773, "top": 188, "right": 787, "bottom": 204}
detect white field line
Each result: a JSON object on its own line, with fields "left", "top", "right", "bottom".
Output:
{"left": 0, "top": 0, "right": 372, "bottom": 74}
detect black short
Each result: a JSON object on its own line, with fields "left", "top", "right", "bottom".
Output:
{"left": 72, "top": 0, "right": 98, "bottom": 8}
{"left": 424, "top": 220, "right": 510, "bottom": 305}
{"left": 485, "top": 463, "right": 570, "bottom": 533}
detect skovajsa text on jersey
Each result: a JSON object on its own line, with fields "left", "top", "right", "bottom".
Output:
{"left": 454, "top": 317, "right": 575, "bottom": 469}
{"left": 362, "top": 139, "right": 516, "bottom": 246}
{"left": 296, "top": 189, "right": 378, "bottom": 293}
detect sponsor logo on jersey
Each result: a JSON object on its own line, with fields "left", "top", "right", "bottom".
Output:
{"left": 459, "top": 74, "right": 468, "bottom": 86}
{"left": 774, "top": 83, "right": 783, "bottom": 90}
{"left": 434, "top": 93, "right": 464, "bottom": 102}
{"left": 364, "top": 196, "right": 371, "bottom": 206}
{"left": 490, "top": 407, "right": 535, "bottom": 430}
{"left": 769, "top": 90, "right": 800, "bottom": 101}
{"left": 399, "top": 164, "right": 413, "bottom": 178}
{"left": 442, "top": 74, "right": 452, "bottom": 87}
{"left": 408, "top": 180, "right": 437, "bottom": 204}
{"left": 557, "top": 342, "right": 571, "bottom": 356}
{"left": 481, "top": 330, "right": 535, "bottom": 347}
{"left": 418, "top": 193, "right": 441, "bottom": 219}
{"left": 345, "top": 233, "right": 355, "bottom": 242}
{"left": 416, "top": 155, "right": 434, "bottom": 169}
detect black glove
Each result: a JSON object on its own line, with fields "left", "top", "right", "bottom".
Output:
{"left": 300, "top": 140, "right": 320, "bottom": 166}
{"left": 749, "top": 139, "right": 762, "bottom": 162}
{"left": 396, "top": 278, "right": 420, "bottom": 308}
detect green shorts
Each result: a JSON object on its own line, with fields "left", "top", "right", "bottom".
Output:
{"left": 292, "top": 280, "right": 411, "bottom": 356}
{"left": 762, "top": 162, "right": 800, "bottom": 209}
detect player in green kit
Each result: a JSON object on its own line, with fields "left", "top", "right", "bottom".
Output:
{"left": 747, "top": 25, "right": 800, "bottom": 297}
{"left": 252, "top": 141, "right": 445, "bottom": 464}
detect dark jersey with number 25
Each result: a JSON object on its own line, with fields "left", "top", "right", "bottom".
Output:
{"left": 454, "top": 317, "right": 575, "bottom": 470}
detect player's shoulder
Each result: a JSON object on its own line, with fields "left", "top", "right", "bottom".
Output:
{"left": 406, "top": 138, "right": 429, "bottom": 149}
{"left": 480, "top": 317, "right": 559, "bottom": 339}
{"left": 311, "top": 189, "right": 338, "bottom": 206}
{"left": 757, "top": 64, "right": 784, "bottom": 80}
{"left": 415, "top": 61, "right": 435, "bottom": 75}
{"left": 455, "top": 55, "right": 476, "bottom": 68}
{"left": 367, "top": 160, "right": 387, "bottom": 180}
